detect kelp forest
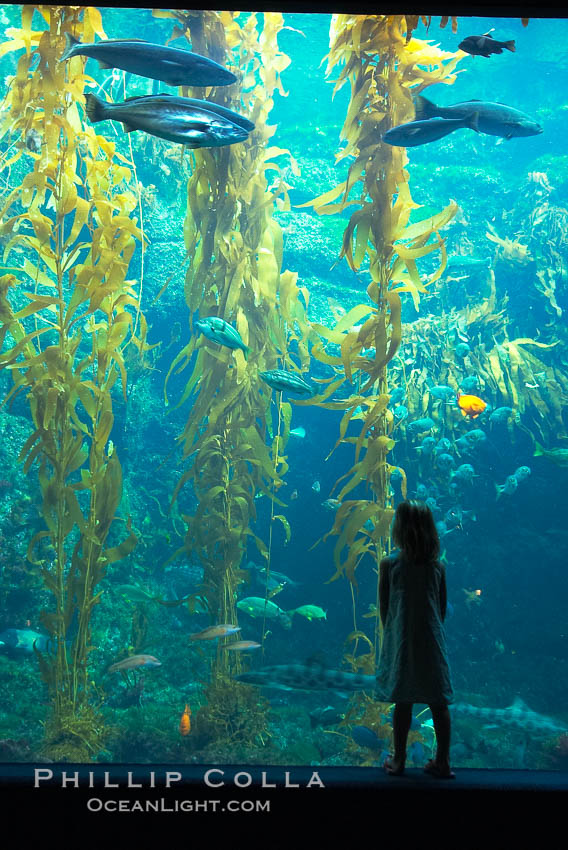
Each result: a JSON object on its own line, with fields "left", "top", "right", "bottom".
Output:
{"left": 0, "top": 6, "right": 567, "bottom": 771}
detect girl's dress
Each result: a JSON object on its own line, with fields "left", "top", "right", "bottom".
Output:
{"left": 376, "top": 552, "right": 454, "bottom": 704}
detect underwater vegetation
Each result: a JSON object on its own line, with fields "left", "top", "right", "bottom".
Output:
{"left": 0, "top": 6, "right": 566, "bottom": 771}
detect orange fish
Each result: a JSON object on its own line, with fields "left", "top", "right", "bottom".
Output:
{"left": 189, "top": 624, "right": 241, "bottom": 641}
{"left": 456, "top": 392, "right": 487, "bottom": 419}
{"left": 108, "top": 654, "right": 162, "bottom": 674}
{"left": 179, "top": 704, "right": 191, "bottom": 736}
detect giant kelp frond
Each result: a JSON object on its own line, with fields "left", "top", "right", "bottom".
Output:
{"left": 156, "top": 11, "right": 311, "bottom": 695}
{"left": 0, "top": 5, "right": 143, "bottom": 760}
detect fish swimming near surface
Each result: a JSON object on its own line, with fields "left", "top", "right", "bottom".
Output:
{"left": 107, "top": 654, "right": 162, "bottom": 673}
{"left": 259, "top": 369, "right": 313, "bottom": 396}
{"left": 534, "top": 442, "right": 568, "bottom": 467}
{"left": 458, "top": 31, "right": 516, "bottom": 57}
{"left": 234, "top": 662, "right": 376, "bottom": 693}
{"left": 383, "top": 113, "right": 479, "bottom": 147}
{"left": 453, "top": 697, "right": 568, "bottom": 736}
{"left": 189, "top": 624, "right": 241, "bottom": 640}
{"left": 414, "top": 95, "right": 542, "bottom": 140}
{"left": 0, "top": 628, "right": 53, "bottom": 655}
{"left": 456, "top": 392, "right": 487, "bottom": 419}
{"left": 85, "top": 93, "right": 251, "bottom": 149}
{"left": 179, "top": 704, "right": 191, "bottom": 736}
{"left": 194, "top": 316, "right": 249, "bottom": 357}
{"left": 60, "top": 34, "right": 237, "bottom": 87}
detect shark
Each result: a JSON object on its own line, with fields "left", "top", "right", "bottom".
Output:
{"left": 234, "top": 663, "right": 376, "bottom": 694}
{"left": 453, "top": 697, "right": 568, "bottom": 737}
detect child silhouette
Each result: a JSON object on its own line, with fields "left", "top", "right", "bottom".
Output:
{"left": 377, "top": 499, "right": 455, "bottom": 778}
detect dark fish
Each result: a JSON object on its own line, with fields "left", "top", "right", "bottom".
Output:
{"left": 309, "top": 705, "right": 344, "bottom": 728}
{"left": 351, "top": 725, "right": 383, "bottom": 750}
{"left": 84, "top": 93, "right": 251, "bottom": 149}
{"left": 235, "top": 662, "right": 376, "bottom": 693}
{"left": 259, "top": 369, "right": 313, "bottom": 396}
{"left": 459, "top": 32, "right": 516, "bottom": 58}
{"left": 414, "top": 95, "right": 542, "bottom": 140}
{"left": 60, "top": 33, "right": 236, "bottom": 87}
{"left": 383, "top": 113, "right": 479, "bottom": 148}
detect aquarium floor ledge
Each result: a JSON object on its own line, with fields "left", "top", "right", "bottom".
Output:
{"left": 1, "top": 763, "right": 567, "bottom": 791}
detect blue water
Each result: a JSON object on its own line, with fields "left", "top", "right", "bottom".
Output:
{"left": 0, "top": 7, "right": 567, "bottom": 771}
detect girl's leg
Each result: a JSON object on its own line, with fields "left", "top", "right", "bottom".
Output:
{"left": 426, "top": 703, "right": 454, "bottom": 777}
{"left": 385, "top": 702, "right": 412, "bottom": 775}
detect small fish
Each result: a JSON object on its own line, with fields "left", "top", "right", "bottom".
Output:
{"left": 496, "top": 475, "right": 518, "bottom": 498}
{"left": 452, "top": 463, "right": 476, "bottom": 483}
{"left": 464, "top": 428, "right": 487, "bottom": 444}
{"left": 223, "top": 640, "right": 262, "bottom": 651}
{"left": 60, "top": 34, "right": 237, "bottom": 87}
{"left": 322, "top": 498, "right": 341, "bottom": 511}
{"left": 513, "top": 465, "right": 531, "bottom": 481}
{"left": 290, "top": 426, "right": 306, "bottom": 438}
{"left": 460, "top": 376, "right": 481, "bottom": 393}
{"left": 179, "top": 704, "right": 191, "bottom": 736}
{"left": 259, "top": 369, "right": 313, "bottom": 396}
{"left": 288, "top": 605, "right": 327, "bottom": 621}
{"left": 455, "top": 342, "right": 471, "bottom": 358}
{"left": 446, "top": 255, "right": 490, "bottom": 272}
{"left": 194, "top": 316, "right": 249, "bottom": 357}
{"left": 428, "top": 385, "right": 456, "bottom": 402}
{"left": 435, "top": 452, "right": 455, "bottom": 471}
{"left": 534, "top": 442, "right": 568, "bottom": 467}
{"left": 290, "top": 488, "right": 299, "bottom": 500}
{"left": 489, "top": 406, "right": 514, "bottom": 424}
{"left": 383, "top": 113, "right": 479, "bottom": 147}
{"left": 407, "top": 417, "right": 436, "bottom": 434}
{"left": 392, "top": 404, "right": 409, "bottom": 421}
{"left": 25, "top": 128, "right": 42, "bottom": 153}
{"left": 463, "top": 588, "right": 483, "bottom": 606}
{"left": 108, "top": 654, "right": 162, "bottom": 673}
{"left": 309, "top": 705, "right": 344, "bottom": 728}
{"left": 237, "top": 598, "right": 292, "bottom": 629}
{"left": 389, "top": 387, "right": 406, "bottom": 406}
{"left": 414, "top": 95, "right": 542, "bottom": 140}
{"left": 312, "top": 480, "right": 321, "bottom": 493}
{"left": 458, "top": 31, "right": 516, "bottom": 58}
{"left": 85, "top": 93, "right": 251, "bottom": 150}
{"left": 416, "top": 436, "right": 436, "bottom": 455}
{"left": 351, "top": 725, "right": 383, "bottom": 750}
{"left": 434, "top": 437, "right": 452, "bottom": 454}
{"left": 189, "top": 624, "right": 241, "bottom": 641}
{"left": 457, "top": 392, "right": 487, "bottom": 419}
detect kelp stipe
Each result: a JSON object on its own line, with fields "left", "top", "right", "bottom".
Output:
{"left": 159, "top": 10, "right": 312, "bottom": 751}
{"left": 298, "top": 16, "right": 465, "bottom": 681}
{"left": 0, "top": 6, "right": 147, "bottom": 760}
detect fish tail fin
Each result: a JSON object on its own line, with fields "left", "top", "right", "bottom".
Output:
{"left": 533, "top": 442, "right": 544, "bottom": 457}
{"left": 413, "top": 94, "right": 437, "bottom": 120}
{"left": 84, "top": 92, "right": 106, "bottom": 124}
{"left": 60, "top": 31, "right": 81, "bottom": 62}
{"left": 468, "top": 111, "right": 480, "bottom": 134}
{"left": 495, "top": 483, "right": 502, "bottom": 500}
{"left": 504, "top": 40, "right": 516, "bottom": 52}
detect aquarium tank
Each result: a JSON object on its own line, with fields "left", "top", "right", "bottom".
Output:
{"left": 0, "top": 5, "right": 566, "bottom": 774}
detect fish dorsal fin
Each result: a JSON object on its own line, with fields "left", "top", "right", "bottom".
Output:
{"left": 482, "top": 28, "right": 495, "bottom": 37}
{"left": 101, "top": 38, "right": 150, "bottom": 44}
{"left": 124, "top": 93, "right": 173, "bottom": 102}
{"left": 511, "top": 696, "right": 529, "bottom": 710}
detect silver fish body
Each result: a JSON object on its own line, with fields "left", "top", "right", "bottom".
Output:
{"left": 85, "top": 93, "right": 250, "bottom": 148}
{"left": 414, "top": 95, "right": 542, "bottom": 139}
{"left": 61, "top": 34, "right": 236, "bottom": 87}
{"left": 259, "top": 369, "right": 313, "bottom": 396}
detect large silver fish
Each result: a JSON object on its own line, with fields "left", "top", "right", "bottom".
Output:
{"left": 235, "top": 662, "right": 376, "bottom": 693}
{"left": 414, "top": 95, "right": 542, "bottom": 140}
{"left": 85, "top": 93, "right": 251, "bottom": 149}
{"left": 61, "top": 34, "right": 236, "bottom": 87}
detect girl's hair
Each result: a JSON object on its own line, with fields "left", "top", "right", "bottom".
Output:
{"left": 391, "top": 499, "right": 440, "bottom": 563}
